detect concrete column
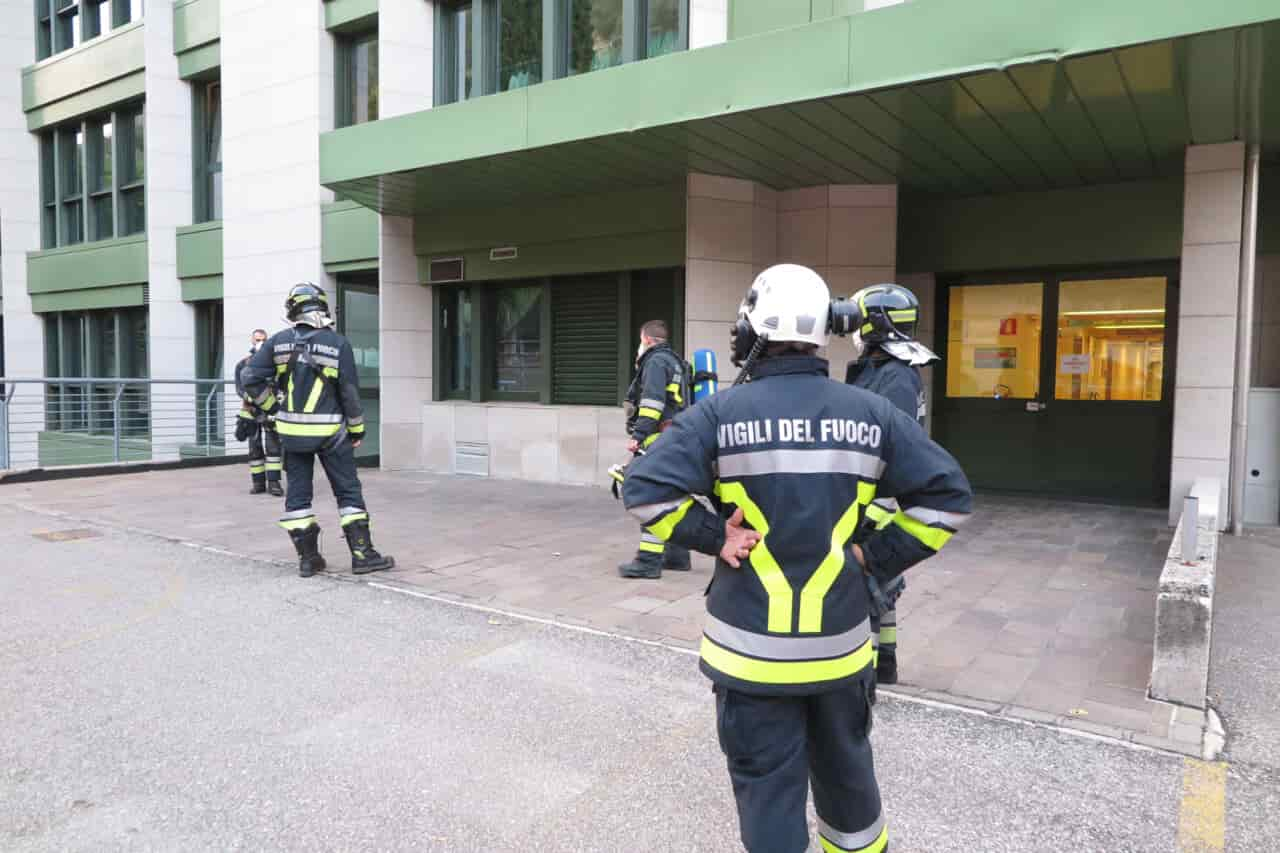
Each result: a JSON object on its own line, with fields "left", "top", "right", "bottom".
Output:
{"left": 379, "top": 0, "right": 433, "bottom": 118}
{"left": 776, "top": 183, "right": 897, "bottom": 376}
{"left": 221, "top": 0, "right": 332, "bottom": 388}
{"left": 0, "top": 0, "right": 42, "bottom": 381}
{"left": 379, "top": 216, "right": 431, "bottom": 470}
{"left": 684, "top": 173, "right": 775, "bottom": 377}
{"left": 689, "top": 0, "right": 728, "bottom": 49}
{"left": 144, "top": 2, "right": 197, "bottom": 458}
{"left": 1170, "top": 142, "right": 1247, "bottom": 525}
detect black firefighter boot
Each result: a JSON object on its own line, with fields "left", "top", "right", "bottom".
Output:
{"left": 663, "top": 543, "right": 692, "bottom": 572}
{"left": 267, "top": 479, "right": 284, "bottom": 497}
{"left": 288, "top": 526, "right": 327, "bottom": 578}
{"left": 618, "top": 549, "right": 663, "bottom": 579}
{"left": 876, "top": 649, "right": 898, "bottom": 685}
{"left": 250, "top": 473, "right": 267, "bottom": 495}
{"left": 344, "top": 519, "right": 395, "bottom": 574}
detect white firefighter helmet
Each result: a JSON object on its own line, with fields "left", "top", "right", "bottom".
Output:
{"left": 738, "top": 264, "right": 832, "bottom": 351}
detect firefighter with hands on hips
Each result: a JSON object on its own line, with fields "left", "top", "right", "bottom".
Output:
{"left": 241, "top": 282, "right": 395, "bottom": 578}
{"left": 623, "top": 264, "right": 972, "bottom": 853}
{"left": 234, "top": 328, "right": 283, "bottom": 497}
{"left": 617, "top": 319, "right": 691, "bottom": 580}
{"left": 844, "top": 283, "right": 941, "bottom": 690}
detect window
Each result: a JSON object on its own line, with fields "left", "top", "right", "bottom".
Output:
{"left": 194, "top": 300, "right": 224, "bottom": 445}
{"left": 568, "top": 0, "right": 622, "bottom": 76}
{"left": 491, "top": 283, "right": 544, "bottom": 397}
{"left": 58, "top": 126, "right": 84, "bottom": 246}
{"left": 194, "top": 81, "right": 222, "bottom": 222}
{"left": 36, "top": 0, "right": 142, "bottom": 61}
{"left": 337, "top": 32, "right": 379, "bottom": 127}
{"left": 43, "top": 308, "right": 149, "bottom": 433}
{"left": 86, "top": 116, "right": 113, "bottom": 240}
{"left": 498, "top": 0, "right": 542, "bottom": 91}
{"left": 434, "top": 0, "right": 685, "bottom": 106}
{"left": 438, "top": 268, "right": 683, "bottom": 404}
{"left": 945, "top": 283, "right": 1043, "bottom": 400}
{"left": 117, "top": 106, "right": 145, "bottom": 235}
{"left": 1054, "top": 277, "right": 1168, "bottom": 402}
{"left": 38, "top": 102, "right": 145, "bottom": 249}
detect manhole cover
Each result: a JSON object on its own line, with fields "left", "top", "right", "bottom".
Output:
{"left": 32, "top": 529, "right": 102, "bottom": 542}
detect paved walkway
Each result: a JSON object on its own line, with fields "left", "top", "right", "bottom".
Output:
{"left": 0, "top": 466, "right": 1176, "bottom": 740}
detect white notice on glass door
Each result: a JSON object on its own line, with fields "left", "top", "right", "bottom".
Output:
{"left": 1060, "top": 354, "right": 1090, "bottom": 375}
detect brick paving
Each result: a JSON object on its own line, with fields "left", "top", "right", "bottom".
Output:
{"left": 1, "top": 465, "right": 1175, "bottom": 738}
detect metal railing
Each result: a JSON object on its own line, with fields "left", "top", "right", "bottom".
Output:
{"left": 0, "top": 378, "right": 242, "bottom": 472}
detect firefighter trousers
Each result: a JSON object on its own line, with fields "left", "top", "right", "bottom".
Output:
{"left": 283, "top": 436, "right": 364, "bottom": 517}
{"left": 714, "top": 676, "right": 887, "bottom": 853}
{"left": 247, "top": 425, "right": 282, "bottom": 483}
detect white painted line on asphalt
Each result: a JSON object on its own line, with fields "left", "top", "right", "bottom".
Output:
{"left": 364, "top": 579, "right": 1185, "bottom": 759}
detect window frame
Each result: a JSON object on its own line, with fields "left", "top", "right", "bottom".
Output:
{"left": 192, "top": 79, "right": 222, "bottom": 223}
{"left": 115, "top": 105, "right": 146, "bottom": 236}
{"left": 433, "top": 0, "right": 686, "bottom": 106}
{"left": 39, "top": 101, "right": 144, "bottom": 249}
{"left": 433, "top": 269, "right": 684, "bottom": 406}
{"left": 36, "top": 0, "right": 142, "bottom": 61}
{"left": 335, "top": 29, "right": 380, "bottom": 129}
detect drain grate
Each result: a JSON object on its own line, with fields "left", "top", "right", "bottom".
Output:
{"left": 32, "top": 528, "right": 102, "bottom": 542}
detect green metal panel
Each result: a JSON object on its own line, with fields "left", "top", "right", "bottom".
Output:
{"left": 415, "top": 184, "right": 685, "bottom": 254}
{"left": 898, "top": 177, "right": 1184, "bottom": 274}
{"left": 551, "top": 274, "right": 621, "bottom": 405}
{"left": 173, "top": 0, "right": 220, "bottom": 53}
{"left": 27, "top": 236, "right": 149, "bottom": 295}
{"left": 177, "top": 222, "right": 224, "bottom": 279}
{"left": 22, "top": 22, "right": 146, "bottom": 113}
{"left": 420, "top": 230, "right": 685, "bottom": 284}
{"left": 322, "top": 202, "right": 379, "bottom": 266}
{"left": 728, "top": 0, "right": 811, "bottom": 40}
{"left": 178, "top": 42, "right": 221, "bottom": 80}
{"left": 25, "top": 71, "right": 145, "bottom": 132}
{"left": 30, "top": 284, "right": 147, "bottom": 313}
{"left": 322, "top": 0, "right": 1280, "bottom": 215}
{"left": 325, "top": 0, "right": 378, "bottom": 32}
{"left": 181, "top": 275, "right": 223, "bottom": 302}
{"left": 325, "top": 259, "right": 380, "bottom": 273}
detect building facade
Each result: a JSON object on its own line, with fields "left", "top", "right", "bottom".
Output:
{"left": 3, "top": 0, "right": 1280, "bottom": 526}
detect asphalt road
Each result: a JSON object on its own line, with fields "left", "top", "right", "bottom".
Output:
{"left": 0, "top": 501, "right": 1273, "bottom": 852}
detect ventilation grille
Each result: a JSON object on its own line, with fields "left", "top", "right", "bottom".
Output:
{"left": 141, "top": 283, "right": 151, "bottom": 304}
{"left": 428, "top": 257, "right": 464, "bottom": 283}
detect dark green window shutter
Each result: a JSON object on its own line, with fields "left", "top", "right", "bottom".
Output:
{"left": 552, "top": 276, "right": 619, "bottom": 405}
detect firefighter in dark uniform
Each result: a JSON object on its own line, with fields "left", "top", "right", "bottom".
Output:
{"left": 234, "top": 329, "right": 283, "bottom": 496}
{"left": 617, "top": 319, "right": 691, "bottom": 580}
{"left": 844, "top": 283, "right": 940, "bottom": 688}
{"left": 241, "top": 282, "right": 395, "bottom": 578}
{"left": 623, "top": 264, "right": 972, "bottom": 853}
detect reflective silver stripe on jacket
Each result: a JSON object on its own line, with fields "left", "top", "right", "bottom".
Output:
{"left": 703, "top": 613, "right": 871, "bottom": 661}
{"left": 902, "top": 506, "right": 970, "bottom": 530}
{"left": 818, "top": 813, "right": 886, "bottom": 852}
{"left": 276, "top": 412, "right": 344, "bottom": 424}
{"left": 627, "top": 497, "right": 688, "bottom": 526}
{"left": 311, "top": 353, "right": 340, "bottom": 369}
{"left": 273, "top": 352, "right": 293, "bottom": 364}
{"left": 718, "top": 448, "right": 885, "bottom": 479}
{"left": 638, "top": 397, "right": 665, "bottom": 412}
{"left": 347, "top": 415, "right": 364, "bottom": 427}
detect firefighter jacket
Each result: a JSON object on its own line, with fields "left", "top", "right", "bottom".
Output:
{"left": 234, "top": 353, "right": 273, "bottom": 426}
{"left": 845, "top": 351, "right": 926, "bottom": 426}
{"left": 622, "top": 354, "right": 972, "bottom": 696}
{"left": 625, "top": 342, "right": 686, "bottom": 446}
{"left": 241, "top": 325, "right": 366, "bottom": 452}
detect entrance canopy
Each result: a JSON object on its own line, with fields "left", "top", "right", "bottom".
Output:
{"left": 320, "top": 0, "right": 1280, "bottom": 216}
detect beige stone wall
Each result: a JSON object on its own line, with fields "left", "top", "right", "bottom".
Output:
{"left": 379, "top": 216, "right": 433, "bottom": 470}
{"left": 1170, "top": 142, "right": 1246, "bottom": 525}
{"left": 421, "top": 402, "right": 628, "bottom": 487}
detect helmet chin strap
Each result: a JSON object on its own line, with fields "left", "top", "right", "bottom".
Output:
{"left": 732, "top": 334, "right": 768, "bottom": 386}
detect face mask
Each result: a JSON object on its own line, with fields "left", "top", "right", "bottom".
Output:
{"left": 251, "top": 341, "right": 264, "bottom": 353}
{"left": 851, "top": 331, "right": 866, "bottom": 359}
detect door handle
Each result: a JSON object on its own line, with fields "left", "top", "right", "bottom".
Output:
{"left": 1025, "top": 401, "right": 1047, "bottom": 412}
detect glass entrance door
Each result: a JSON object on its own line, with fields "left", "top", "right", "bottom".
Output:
{"left": 935, "top": 271, "right": 1176, "bottom": 504}
{"left": 337, "top": 274, "right": 380, "bottom": 463}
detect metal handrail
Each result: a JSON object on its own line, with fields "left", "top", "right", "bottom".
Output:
{"left": 0, "top": 377, "right": 243, "bottom": 473}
